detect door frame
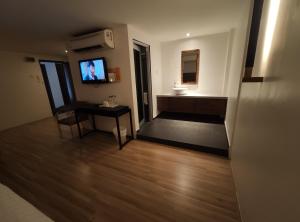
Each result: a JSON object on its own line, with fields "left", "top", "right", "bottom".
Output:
{"left": 133, "top": 39, "right": 153, "bottom": 123}
{"left": 39, "top": 60, "right": 76, "bottom": 115}
{"left": 40, "top": 63, "right": 56, "bottom": 114}
{"left": 133, "top": 45, "right": 146, "bottom": 126}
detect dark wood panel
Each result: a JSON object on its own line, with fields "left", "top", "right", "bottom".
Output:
{"left": 167, "top": 97, "right": 197, "bottom": 113}
{"left": 245, "top": 0, "right": 264, "bottom": 68}
{"left": 157, "top": 96, "right": 227, "bottom": 117}
{"left": 195, "top": 98, "right": 227, "bottom": 116}
{"left": 242, "top": 77, "right": 264, "bottom": 82}
{"left": 0, "top": 118, "right": 240, "bottom": 222}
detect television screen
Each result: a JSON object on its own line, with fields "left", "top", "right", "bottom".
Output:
{"left": 79, "top": 58, "right": 108, "bottom": 83}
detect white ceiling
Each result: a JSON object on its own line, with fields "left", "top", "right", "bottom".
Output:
{"left": 0, "top": 0, "right": 244, "bottom": 55}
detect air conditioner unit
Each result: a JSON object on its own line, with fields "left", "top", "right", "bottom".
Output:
{"left": 69, "top": 29, "right": 114, "bottom": 52}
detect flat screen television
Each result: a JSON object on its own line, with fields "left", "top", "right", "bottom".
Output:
{"left": 79, "top": 57, "right": 108, "bottom": 83}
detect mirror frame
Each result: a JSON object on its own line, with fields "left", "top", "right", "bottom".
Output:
{"left": 181, "top": 49, "right": 200, "bottom": 85}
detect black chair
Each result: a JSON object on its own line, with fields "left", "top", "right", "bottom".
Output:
{"left": 55, "top": 105, "right": 89, "bottom": 138}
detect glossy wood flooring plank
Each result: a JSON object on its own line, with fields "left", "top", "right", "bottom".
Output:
{"left": 0, "top": 118, "right": 240, "bottom": 222}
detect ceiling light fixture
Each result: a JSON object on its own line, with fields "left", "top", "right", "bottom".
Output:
{"left": 65, "top": 49, "right": 68, "bottom": 54}
{"left": 186, "top": 33, "right": 190, "bottom": 37}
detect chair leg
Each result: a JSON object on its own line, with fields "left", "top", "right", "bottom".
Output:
{"left": 57, "top": 124, "right": 63, "bottom": 138}
{"left": 70, "top": 125, "right": 74, "bottom": 138}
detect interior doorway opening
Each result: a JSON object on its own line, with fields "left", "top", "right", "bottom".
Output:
{"left": 39, "top": 60, "right": 76, "bottom": 114}
{"left": 133, "top": 40, "right": 153, "bottom": 128}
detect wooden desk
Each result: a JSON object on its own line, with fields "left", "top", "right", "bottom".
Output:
{"left": 74, "top": 103, "right": 134, "bottom": 149}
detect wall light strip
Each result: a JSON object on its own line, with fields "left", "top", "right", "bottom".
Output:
{"left": 262, "top": 0, "right": 281, "bottom": 63}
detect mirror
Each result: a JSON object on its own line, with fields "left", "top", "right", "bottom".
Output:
{"left": 181, "top": 49, "right": 200, "bottom": 84}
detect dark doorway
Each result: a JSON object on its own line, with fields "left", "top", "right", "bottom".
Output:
{"left": 39, "top": 60, "right": 76, "bottom": 114}
{"left": 133, "top": 40, "right": 152, "bottom": 127}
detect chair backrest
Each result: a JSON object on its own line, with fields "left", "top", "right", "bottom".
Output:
{"left": 55, "top": 103, "right": 89, "bottom": 124}
{"left": 55, "top": 110, "right": 74, "bottom": 121}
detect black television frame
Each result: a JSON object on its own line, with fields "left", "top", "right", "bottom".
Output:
{"left": 78, "top": 57, "right": 108, "bottom": 84}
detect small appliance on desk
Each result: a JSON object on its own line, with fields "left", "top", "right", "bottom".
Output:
{"left": 99, "top": 95, "right": 119, "bottom": 108}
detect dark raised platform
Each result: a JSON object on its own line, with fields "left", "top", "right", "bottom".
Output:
{"left": 157, "top": 112, "right": 224, "bottom": 124}
{"left": 137, "top": 118, "right": 229, "bottom": 157}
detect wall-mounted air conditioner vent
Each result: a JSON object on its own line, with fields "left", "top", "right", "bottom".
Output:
{"left": 69, "top": 29, "right": 114, "bottom": 52}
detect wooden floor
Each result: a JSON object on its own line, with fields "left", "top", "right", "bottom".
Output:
{"left": 0, "top": 118, "right": 241, "bottom": 222}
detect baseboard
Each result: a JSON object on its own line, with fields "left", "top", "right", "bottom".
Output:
{"left": 224, "top": 120, "right": 231, "bottom": 146}
{"left": 0, "top": 116, "right": 52, "bottom": 133}
{"left": 230, "top": 163, "right": 244, "bottom": 222}
{"left": 95, "top": 129, "right": 114, "bottom": 135}
{"left": 224, "top": 121, "right": 232, "bottom": 159}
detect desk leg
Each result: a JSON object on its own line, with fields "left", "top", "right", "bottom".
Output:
{"left": 129, "top": 110, "right": 134, "bottom": 139}
{"left": 92, "top": 115, "right": 96, "bottom": 130}
{"left": 115, "top": 117, "right": 122, "bottom": 149}
{"left": 75, "top": 111, "right": 82, "bottom": 138}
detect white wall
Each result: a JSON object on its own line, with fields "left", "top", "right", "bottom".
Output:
{"left": 224, "top": 0, "right": 253, "bottom": 145}
{"left": 127, "top": 25, "right": 162, "bottom": 124}
{"left": 68, "top": 25, "right": 136, "bottom": 133}
{"left": 231, "top": 0, "right": 300, "bottom": 221}
{"left": 68, "top": 24, "right": 163, "bottom": 133}
{"left": 0, "top": 51, "right": 65, "bottom": 131}
{"left": 161, "top": 32, "right": 230, "bottom": 95}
